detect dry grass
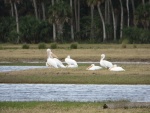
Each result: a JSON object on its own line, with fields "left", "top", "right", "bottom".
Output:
{"left": 0, "top": 48, "right": 150, "bottom": 62}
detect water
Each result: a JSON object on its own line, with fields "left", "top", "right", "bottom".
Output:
{"left": 0, "top": 84, "right": 149, "bottom": 102}
{"left": 0, "top": 66, "right": 46, "bottom": 72}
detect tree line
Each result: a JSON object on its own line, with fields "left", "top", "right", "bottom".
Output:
{"left": 0, "top": 0, "right": 150, "bottom": 44}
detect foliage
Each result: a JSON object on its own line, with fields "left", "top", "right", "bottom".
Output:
{"left": 50, "top": 42, "right": 57, "bottom": 49}
{"left": 38, "top": 42, "right": 47, "bottom": 49}
{"left": 135, "top": 3, "right": 150, "bottom": 29}
{"left": 70, "top": 42, "right": 78, "bottom": 49}
{"left": 0, "top": 0, "right": 150, "bottom": 44}
{"left": 20, "top": 16, "right": 52, "bottom": 43}
{"left": 0, "top": 17, "right": 15, "bottom": 43}
{"left": 22, "top": 44, "right": 29, "bottom": 49}
{"left": 123, "top": 27, "right": 150, "bottom": 44}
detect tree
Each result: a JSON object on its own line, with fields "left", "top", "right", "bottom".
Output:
{"left": 74, "top": 0, "right": 80, "bottom": 33}
{"left": 87, "top": 0, "right": 97, "bottom": 42}
{"left": 51, "top": 0, "right": 56, "bottom": 42}
{"left": 119, "top": 0, "right": 123, "bottom": 39}
{"left": 109, "top": 0, "right": 116, "bottom": 41}
{"left": 32, "top": 0, "right": 38, "bottom": 19}
{"left": 49, "top": 0, "right": 71, "bottom": 42}
{"left": 4, "top": 0, "right": 21, "bottom": 43}
{"left": 70, "top": 0, "right": 74, "bottom": 41}
{"left": 97, "top": 0, "right": 106, "bottom": 42}
{"left": 126, "top": 0, "right": 130, "bottom": 27}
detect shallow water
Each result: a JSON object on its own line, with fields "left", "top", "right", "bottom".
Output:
{"left": 0, "top": 66, "right": 46, "bottom": 72}
{"left": 0, "top": 84, "right": 149, "bottom": 102}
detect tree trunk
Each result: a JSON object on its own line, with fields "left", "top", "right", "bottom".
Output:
{"left": 10, "top": 0, "right": 14, "bottom": 17}
{"left": 119, "top": 0, "right": 123, "bottom": 39}
{"left": 33, "top": 0, "right": 38, "bottom": 19}
{"left": 74, "top": 0, "right": 78, "bottom": 32}
{"left": 41, "top": 1, "right": 46, "bottom": 21}
{"left": 77, "top": 0, "right": 80, "bottom": 32}
{"left": 131, "top": 0, "right": 135, "bottom": 26}
{"left": 90, "top": 4, "right": 94, "bottom": 42}
{"left": 142, "top": 0, "right": 145, "bottom": 5}
{"left": 14, "top": 2, "right": 20, "bottom": 43}
{"left": 105, "top": 0, "right": 110, "bottom": 24}
{"left": 70, "top": 0, "right": 74, "bottom": 41}
{"left": 109, "top": 0, "right": 116, "bottom": 41}
{"left": 126, "top": 0, "right": 130, "bottom": 27}
{"left": 97, "top": 2, "right": 106, "bottom": 42}
{"left": 52, "top": 0, "right": 56, "bottom": 42}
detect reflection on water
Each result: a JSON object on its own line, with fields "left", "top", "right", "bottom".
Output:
{"left": 0, "top": 66, "right": 46, "bottom": 72}
{"left": 0, "top": 84, "right": 149, "bottom": 102}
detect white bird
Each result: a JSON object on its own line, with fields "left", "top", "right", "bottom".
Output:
{"left": 54, "top": 58, "right": 66, "bottom": 68}
{"left": 46, "top": 49, "right": 66, "bottom": 68}
{"left": 109, "top": 64, "right": 125, "bottom": 71}
{"left": 65, "top": 55, "right": 78, "bottom": 68}
{"left": 86, "top": 64, "right": 102, "bottom": 70}
{"left": 46, "top": 49, "right": 58, "bottom": 68}
{"left": 100, "top": 54, "right": 113, "bottom": 68}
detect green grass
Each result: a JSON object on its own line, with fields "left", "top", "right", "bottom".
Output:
{"left": 0, "top": 101, "right": 149, "bottom": 113}
{"left": 0, "top": 64, "right": 150, "bottom": 84}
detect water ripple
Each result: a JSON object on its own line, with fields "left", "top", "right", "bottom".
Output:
{"left": 0, "top": 84, "right": 149, "bottom": 102}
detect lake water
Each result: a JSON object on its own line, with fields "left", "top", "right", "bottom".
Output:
{"left": 0, "top": 66, "right": 47, "bottom": 72}
{"left": 0, "top": 84, "right": 149, "bottom": 102}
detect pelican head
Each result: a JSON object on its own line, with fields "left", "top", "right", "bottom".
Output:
{"left": 47, "top": 48, "right": 51, "bottom": 52}
{"left": 67, "top": 55, "right": 70, "bottom": 59}
{"left": 91, "top": 64, "right": 95, "bottom": 66}
{"left": 101, "top": 54, "right": 105, "bottom": 59}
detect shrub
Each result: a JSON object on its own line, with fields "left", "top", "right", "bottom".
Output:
{"left": 121, "top": 38, "right": 130, "bottom": 44}
{"left": 133, "top": 44, "right": 137, "bottom": 48}
{"left": 50, "top": 43, "right": 57, "bottom": 49}
{"left": 70, "top": 42, "right": 78, "bottom": 49}
{"left": 0, "top": 46, "right": 3, "bottom": 50}
{"left": 121, "top": 44, "right": 127, "bottom": 48}
{"left": 38, "top": 42, "right": 46, "bottom": 49}
{"left": 22, "top": 44, "right": 29, "bottom": 49}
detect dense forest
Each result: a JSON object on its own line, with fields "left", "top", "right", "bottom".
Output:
{"left": 0, "top": 0, "right": 150, "bottom": 44}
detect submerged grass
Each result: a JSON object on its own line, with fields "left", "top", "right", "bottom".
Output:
{"left": 0, "top": 101, "right": 149, "bottom": 113}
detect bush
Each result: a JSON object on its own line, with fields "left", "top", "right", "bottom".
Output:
{"left": 22, "top": 44, "right": 29, "bottom": 49}
{"left": 133, "top": 44, "right": 137, "bottom": 48}
{"left": 121, "top": 44, "right": 127, "bottom": 48}
{"left": 50, "top": 43, "right": 57, "bottom": 49}
{"left": 70, "top": 42, "right": 78, "bottom": 49}
{"left": 38, "top": 42, "right": 46, "bottom": 49}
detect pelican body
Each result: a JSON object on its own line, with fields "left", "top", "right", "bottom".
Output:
{"left": 109, "top": 65, "right": 125, "bottom": 71}
{"left": 100, "top": 54, "right": 113, "bottom": 68}
{"left": 86, "top": 64, "right": 102, "bottom": 70}
{"left": 46, "top": 49, "right": 58, "bottom": 68}
{"left": 65, "top": 55, "right": 78, "bottom": 68}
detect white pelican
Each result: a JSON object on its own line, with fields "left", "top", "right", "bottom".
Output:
{"left": 54, "top": 58, "right": 66, "bottom": 68}
{"left": 86, "top": 64, "right": 102, "bottom": 70}
{"left": 65, "top": 55, "right": 78, "bottom": 68}
{"left": 109, "top": 64, "right": 125, "bottom": 71}
{"left": 100, "top": 54, "right": 113, "bottom": 68}
{"left": 46, "top": 49, "right": 66, "bottom": 68}
{"left": 46, "top": 49, "right": 58, "bottom": 68}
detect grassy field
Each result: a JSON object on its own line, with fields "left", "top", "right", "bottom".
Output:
{"left": 0, "top": 44, "right": 150, "bottom": 62}
{"left": 0, "top": 44, "right": 150, "bottom": 84}
{"left": 0, "top": 44, "right": 150, "bottom": 113}
{"left": 0, "top": 101, "right": 150, "bottom": 113}
{"left": 0, "top": 64, "right": 150, "bottom": 84}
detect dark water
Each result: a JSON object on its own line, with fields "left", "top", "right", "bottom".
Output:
{"left": 0, "top": 84, "right": 149, "bottom": 102}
